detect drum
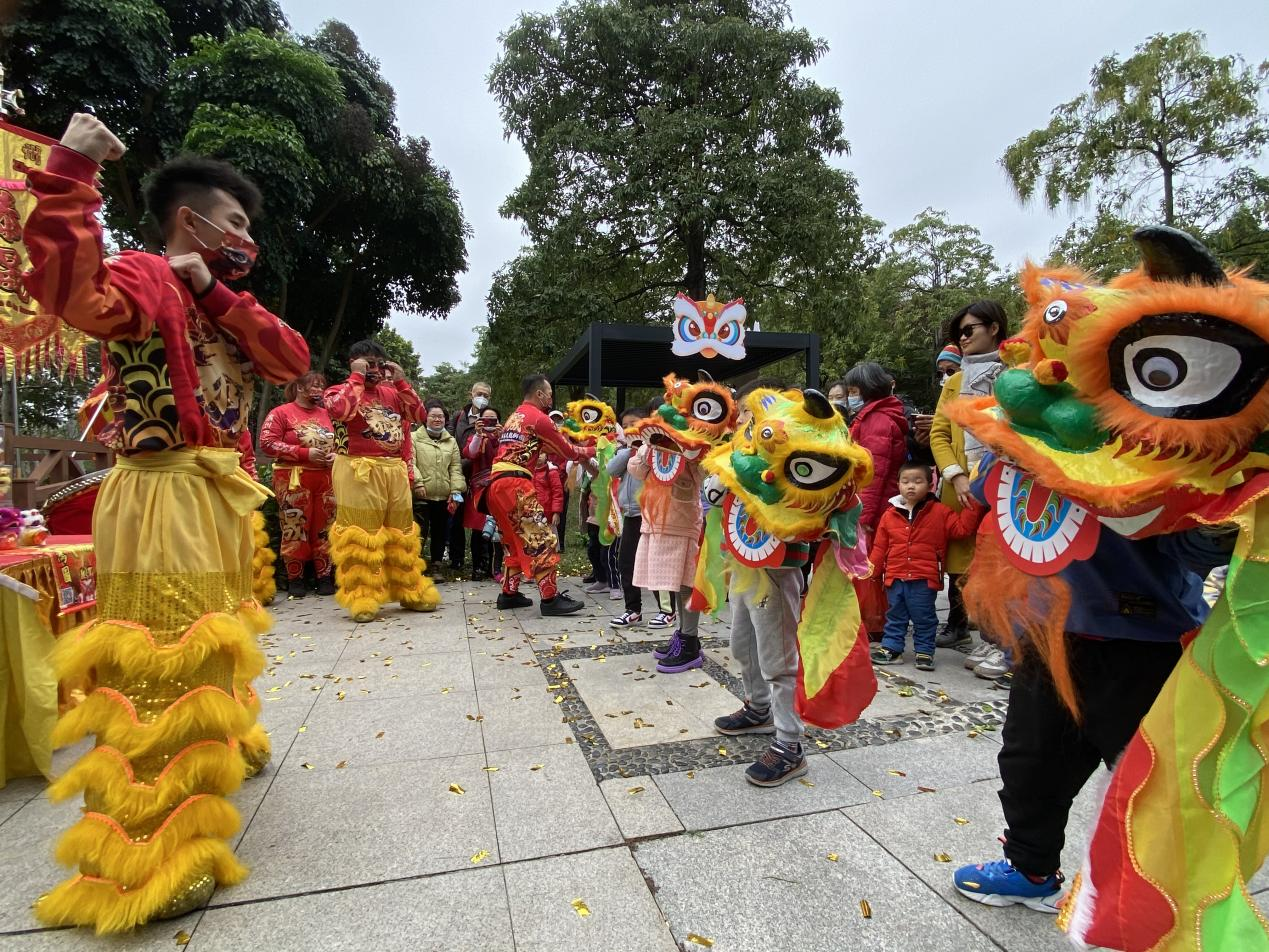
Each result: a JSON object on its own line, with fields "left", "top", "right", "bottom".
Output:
{"left": 42, "top": 468, "right": 111, "bottom": 535}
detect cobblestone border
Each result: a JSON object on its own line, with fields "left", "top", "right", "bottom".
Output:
{"left": 532, "top": 637, "right": 1009, "bottom": 782}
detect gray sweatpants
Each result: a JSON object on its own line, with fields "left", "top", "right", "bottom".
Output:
{"left": 729, "top": 567, "right": 804, "bottom": 744}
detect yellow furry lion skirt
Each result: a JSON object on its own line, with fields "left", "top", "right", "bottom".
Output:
{"left": 35, "top": 447, "right": 273, "bottom": 933}
{"left": 329, "top": 454, "right": 439, "bottom": 622}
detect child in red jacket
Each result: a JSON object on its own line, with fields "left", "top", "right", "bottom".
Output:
{"left": 533, "top": 456, "right": 565, "bottom": 546}
{"left": 870, "top": 462, "right": 984, "bottom": 671}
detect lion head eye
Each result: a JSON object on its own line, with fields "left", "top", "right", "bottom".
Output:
{"left": 1044, "top": 300, "right": 1068, "bottom": 324}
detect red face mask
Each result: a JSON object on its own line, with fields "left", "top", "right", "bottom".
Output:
{"left": 190, "top": 210, "right": 259, "bottom": 281}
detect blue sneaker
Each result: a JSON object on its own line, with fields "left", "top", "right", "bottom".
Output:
{"left": 953, "top": 859, "right": 1064, "bottom": 913}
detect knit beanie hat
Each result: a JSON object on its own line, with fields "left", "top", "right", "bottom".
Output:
{"left": 936, "top": 343, "right": 962, "bottom": 366}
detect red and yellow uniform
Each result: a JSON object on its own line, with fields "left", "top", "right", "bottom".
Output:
{"left": 236, "top": 430, "right": 278, "bottom": 604}
{"left": 22, "top": 145, "right": 309, "bottom": 932}
{"left": 259, "top": 401, "right": 336, "bottom": 583}
{"left": 323, "top": 372, "right": 438, "bottom": 619}
{"left": 488, "top": 401, "right": 594, "bottom": 598}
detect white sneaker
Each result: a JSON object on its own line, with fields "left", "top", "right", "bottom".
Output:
{"left": 608, "top": 588, "right": 623, "bottom": 600}
{"left": 963, "top": 641, "right": 994, "bottom": 670}
{"left": 974, "top": 647, "right": 1010, "bottom": 679}
{"left": 648, "top": 611, "right": 677, "bottom": 629}
{"left": 584, "top": 581, "right": 609, "bottom": 594}
{"left": 611, "top": 611, "right": 643, "bottom": 627}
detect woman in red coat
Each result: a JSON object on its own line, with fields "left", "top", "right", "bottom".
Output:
{"left": 844, "top": 361, "right": 910, "bottom": 640}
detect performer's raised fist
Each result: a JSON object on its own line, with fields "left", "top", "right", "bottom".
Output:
{"left": 167, "top": 252, "right": 215, "bottom": 296}
{"left": 382, "top": 360, "right": 404, "bottom": 382}
{"left": 59, "top": 113, "right": 126, "bottom": 163}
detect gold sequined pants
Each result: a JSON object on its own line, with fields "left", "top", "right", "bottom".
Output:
{"left": 35, "top": 448, "right": 272, "bottom": 933}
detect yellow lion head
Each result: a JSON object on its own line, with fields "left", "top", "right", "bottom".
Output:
{"left": 560, "top": 396, "right": 617, "bottom": 445}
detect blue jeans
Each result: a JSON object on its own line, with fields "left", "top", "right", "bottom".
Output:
{"left": 881, "top": 579, "right": 938, "bottom": 656}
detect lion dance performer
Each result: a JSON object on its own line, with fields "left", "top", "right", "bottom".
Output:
{"left": 486, "top": 373, "right": 595, "bottom": 615}
{"left": 324, "top": 340, "right": 438, "bottom": 622}
{"left": 235, "top": 429, "right": 277, "bottom": 605}
{"left": 23, "top": 114, "right": 310, "bottom": 931}
{"left": 942, "top": 226, "right": 1268, "bottom": 951}
{"left": 259, "top": 372, "right": 336, "bottom": 598}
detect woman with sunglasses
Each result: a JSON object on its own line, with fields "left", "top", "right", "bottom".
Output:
{"left": 930, "top": 301, "right": 1009, "bottom": 675}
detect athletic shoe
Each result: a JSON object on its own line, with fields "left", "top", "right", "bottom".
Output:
{"left": 745, "top": 740, "right": 808, "bottom": 787}
{"left": 648, "top": 611, "right": 676, "bottom": 629}
{"left": 608, "top": 588, "right": 623, "bottom": 600}
{"left": 541, "top": 592, "right": 586, "bottom": 616}
{"left": 651, "top": 629, "right": 681, "bottom": 660}
{"left": 581, "top": 575, "right": 597, "bottom": 585}
{"left": 656, "top": 633, "right": 703, "bottom": 673}
{"left": 316, "top": 575, "right": 336, "bottom": 596}
{"left": 935, "top": 624, "right": 971, "bottom": 650}
{"left": 288, "top": 584, "right": 308, "bottom": 600}
{"left": 611, "top": 611, "right": 643, "bottom": 628}
{"left": 914, "top": 653, "right": 935, "bottom": 671}
{"left": 584, "top": 580, "right": 609, "bottom": 594}
{"left": 953, "top": 859, "right": 1064, "bottom": 913}
{"left": 993, "top": 671, "right": 1014, "bottom": 691}
{"left": 871, "top": 646, "right": 904, "bottom": 665}
{"left": 974, "top": 647, "right": 1010, "bottom": 679}
{"left": 714, "top": 703, "right": 775, "bottom": 736}
{"left": 497, "top": 592, "right": 533, "bottom": 610}
{"left": 963, "top": 642, "right": 994, "bottom": 670}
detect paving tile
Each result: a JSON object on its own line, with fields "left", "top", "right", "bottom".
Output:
{"left": 292, "top": 691, "right": 484, "bottom": 767}
{"left": 504, "top": 846, "right": 678, "bottom": 952}
{"left": 0, "top": 916, "right": 204, "bottom": 949}
{"left": 486, "top": 744, "right": 621, "bottom": 861}
{"left": 829, "top": 732, "right": 1001, "bottom": 798}
{"left": 191, "top": 866, "right": 512, "bottom": 952}
{"left": 654, "top": 755, "right": 873, "bottom": 831}
{"left": 0, "top": 799, "right": 23, "bottom": 825}
{"left": 599, "top": 775, "right": 683, "bottom": 840}
{"left": 313, "top": 650, "right": 476, "bottom": 705}
{"left": 569, "top": 656, "right": 739, "bottom": 748}
{"left": 859, "top": 683, "right": 947, "bottom": 719}
{"left": 844, "top": 776, "right": 1108, "bottom": 952}
{"left": 469, "top": 640, "right": 545, "bottom": 685}
{"left": 230, "top": 754, "right": 496, "bottom": 901}
{"left": 477, "top": 683, "right": 575, "bottom": 752}
{"left": 0, "top": 795, "right": 85, "bottom": 932}
{"left": 0, "top": 775, "right": 45, "bottom": 803}
{"left": 633, "top": 811, "right": 994, "bottom": 951}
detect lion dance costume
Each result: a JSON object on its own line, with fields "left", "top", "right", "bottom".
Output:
{"left": 323, "top": 372, "right": 438, "bottom": 622}
{"left": 236, "top": 430, "right": 277, "bottom": 605}
{"left": 259, "top": 398, "right": 336, "bottom": 589}
{"left": 22, "top": 145, "right": 310, "bottom": 931}
{"left": 560, "top": 396, "right": 621, "bottom": 542}
{"left": 943, "top": 226, "right": 1269, "bottom": 950}
{"left": 702, "top": 387, "right": 879, "bottom": 727}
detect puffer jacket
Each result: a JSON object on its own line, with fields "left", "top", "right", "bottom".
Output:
{"left": 871, "top": 494, "right": 984, "bottom": 589}
{"left": 412, "top": 426, "right": 466, "bottom": 501}
{"left": 607, "top": 445, "right": 643, "bottom": 517}
{"left": 850, "top": 395, "right": 910, "bottom": 533}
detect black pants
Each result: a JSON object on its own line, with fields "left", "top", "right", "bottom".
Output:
{"left": 607, "top": 533, "right": 621, "bottom": 592}
{"left": 999, "top": 636, "right": 1182, "bottom": 877}
{"left": 469, "top": 529, "right": 489, "bottom": 576}
{"left": 558, "top": 489, "right": 570, "bottom": 550}
{"left": 620, "top": 516, "right": 642, "bottom": 612}
{"left": 447, "top": 498, "right": 467, "bottom": 569}
{"left": 947, "top": 573, "right": 969, "bottom": 633}
{"left": 585, "top": 522, "right": 608, "bottom": 584}
{"left": 413, "top": 499, "right": 450, "bottom": 569}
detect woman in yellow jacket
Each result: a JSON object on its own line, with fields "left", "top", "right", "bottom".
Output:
{"left": 412, "top": 400, "right": 467, "bottom": 578}
{"left": 930, "top": 302, "right": 1008, "bottom": 653}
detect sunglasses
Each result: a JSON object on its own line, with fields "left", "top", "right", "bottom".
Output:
{"left": 957, "top": 322, "right": 987, "bottom": 339}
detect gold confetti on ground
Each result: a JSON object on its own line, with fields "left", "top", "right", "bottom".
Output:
{"left": 296, "top": 726, "right": 307, "bottom": 733}
{"left": 553, "top": 695, "right": 564, "bottom": 704}
{"left": 686, "top": 770, "right": 696, "bottom": 779}
{"left": 717, "top": 746, "right": 727, "bottom": 757}
{"left": 686, "top": 934, "right": 714, "bottom": 948}
{"left": 336, "top": 691, "right": 346, "bottom": 701}
{"left": 483, "top": 766, "right": 500, "bottom": 772}
{"left": 375, "top": 731, "right": 385, "bottom": 739}
{"left": 896, "top": 687, "right": 915, "bottom": 697}
{"left": 917, "top": 785, "right": 936, "bottom": 793}
{"left": 471, "top": 849, "right": 490, "bottom": 864}
{"left": 449, "top": 783, "right": 466, "bottom": 795}
{"left": 859, "top": 899, "right": 872, "bottom": 919}
{"left": 871, "top": 789, "right": 884, "bottom": 798}
{"left": 953, "top": 816, "right": 970, "bottom": 825}
{"left": 798, "top": 778, "right": 815, "bottom": 787}
{"left": 530, "top": 764, "right": 544, "bottom": 771}
{"left": 826, "top": 853, "right": 839, "bottom": 862}
{"left": 933, "top": 852, "right": 952, "bottom": 862}
{"left": 175, "top": 930, "right": 191, "bottom": 946}
{"left": 886, "top": 769, "right": 906, "bottom": 777}
{"left": 335, "top": 760, "right": 347, "bottom": 769}
{"left": 301, "top": 763, "right": 314, "bottom": 770}
{"left": 571, "top": 898, "right": 591, "bottom": 917}
{"left": 967, "top": 730, "right": 980, "bottom": 738}
{"left": 441, "top": 686, "right": 452, "bottom": 694}
{"left": 814, "top": 739, "right": 829, "bottom": 749}
{"left": 628, "top": 786, "right": 645, "bottom": 795}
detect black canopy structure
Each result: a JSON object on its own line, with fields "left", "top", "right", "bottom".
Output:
{"left": 549, "top": 324, "right": 820, "bottom": 403}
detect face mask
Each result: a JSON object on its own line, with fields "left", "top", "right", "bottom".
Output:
{"left": 472, "top": 395, "right": 489, "bottom": 410}
{"left": 847, "top": 395, "right": 865, "bottom": 413}
{"left": 189, "top": 209, "right": 259, "bottom": 281}
{"left": 939, "top": 372, "right": 954, "bottom": 386}
{"left": 426, "top": 426, "right": 445, "bottom": 439}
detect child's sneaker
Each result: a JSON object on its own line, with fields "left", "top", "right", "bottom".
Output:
{"left": 935, "top": 624, "right": 972, "bottom": 650}
{"left": 584, "top": 580, "right": 609, "bottom": 594}
{"left": 963, "top": 641, "right": 994, "bottom": 669}
{"left": 974, "top": 647, "right": 1010, "bottom": 679}
{"left": 608, "top": 588, "right": 622, "bottom": 600}
{"left": 993, "top": 671, "right": 1014, "bottom": 691}
{"left": 745, "top": 740, "right": 808, "bottom": 787}
{"left": 655, "top": 632, "right": 703, "bottom": 673}
{"left": 953, "top": 858, "right": 1064, "bottom": 913}
{"left": 914, "top": 653, "right": 935, "bottom": 671}
{"left": 871, "top": 646, "right": 904, "bottom": 665}
{"left": 648, "top": 610, "right": 676, "bottom": 629}
{"left": 714, "top": 703, "right": 775, "bottom": 736}
{"left": 611, "top": 611, "right": 643, "bottom": 628}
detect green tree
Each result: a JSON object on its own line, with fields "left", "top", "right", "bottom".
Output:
{"left": 420, "top": 361, "right": 476, "bottom": 418}
{"left": 1002, "top": 31, "right": 1269, "bottom": 227}
{"left": 375, "top": 326, "right": 422, "bottom": 383}
{"left": 483, "top": 0, "right": 871, "bottom": 385}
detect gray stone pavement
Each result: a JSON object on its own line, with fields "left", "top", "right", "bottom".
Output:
{"left": 3, "top": 575, "right": 1266, "bottom": 950}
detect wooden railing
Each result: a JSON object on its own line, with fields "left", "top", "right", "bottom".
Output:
{"left": 0, "top": 423, "right": 113, "bottom": 509}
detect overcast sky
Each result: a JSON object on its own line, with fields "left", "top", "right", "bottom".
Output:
{"left": 284, "top": 0, "right": 1267, "bottom": 374}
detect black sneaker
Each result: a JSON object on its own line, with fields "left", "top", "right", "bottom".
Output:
{"left": 541, "top": 591, "right": 585, "bottom": 616}
{"left": 497, "top": 591, "right": 533, "bottom": 610}
{"left": 316, "top": 575, "right": 336, "bottom": 596}
{"left": 745, "top": 740, "right": 808, "bottom": 787}
{"left": 655, "top": 633, "right": 703, "bottom": 674}
{"left": 994, "top": 671, "right": 1014, "bottom": 691}
{"left": 715, "top": 703, "right": 775, "bottom": 736}
{"left": 288, "top": 584, "right": 308, "bottom": 600}
{"left": 935, "top": 624, "right": 972, "bottom": 650}
{"left": 871, "top": 646, "right": 904, "bottom": 665}
{"left": 914, "top": 653, "right": 935, "bottom": 671}
{"left": 581, "top": 575, "right": 597, "bottom": 585}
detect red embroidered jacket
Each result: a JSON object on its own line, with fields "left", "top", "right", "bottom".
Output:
{"left": 493, "top": 401, "right": 593, "bottom": 475}
{"left": 259, "top": 401, "right": 334, "bottom": 469}
{"left": 22, "top": 146, "right": 310, "bottom": 455}
{"left": 323, "top": 372, "right": 423, "bottom": 459}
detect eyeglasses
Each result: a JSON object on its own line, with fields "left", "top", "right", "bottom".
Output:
{"left": 957, "top": 322, "right": 987, "bottom": 339}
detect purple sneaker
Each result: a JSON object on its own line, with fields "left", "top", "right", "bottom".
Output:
{"left": 653, "top": 630, "right": 680, "bottom": 660}
{"left": 656, "top": 632, "right": 703, "bottom": 673}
